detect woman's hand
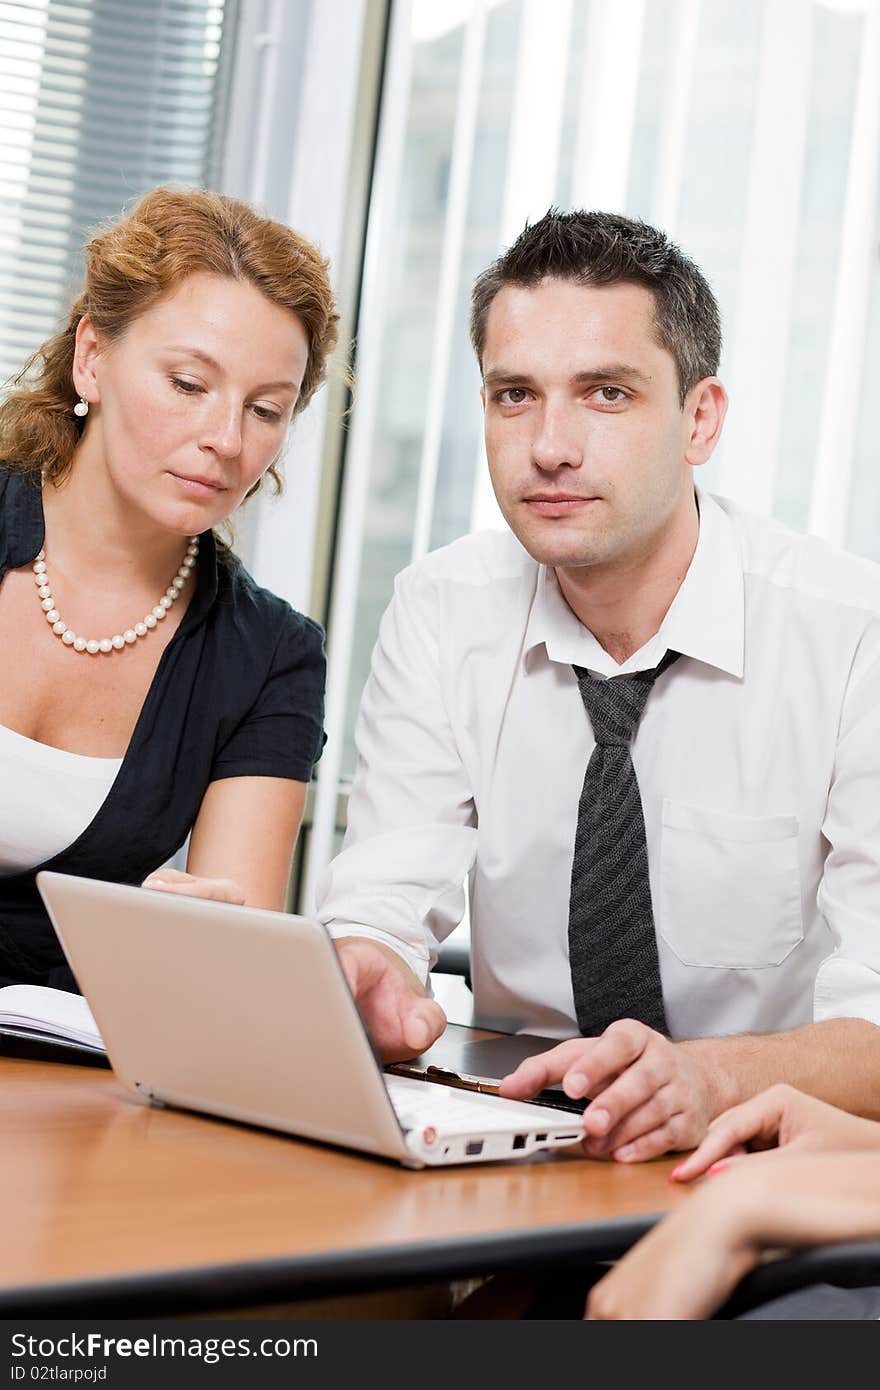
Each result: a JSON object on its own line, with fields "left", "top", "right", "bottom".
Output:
{"left": 671, "top": 1083, "right": 880, "bottom": 1183}
{"left": 141, "top": 868, "right": 246, "bottom": 905}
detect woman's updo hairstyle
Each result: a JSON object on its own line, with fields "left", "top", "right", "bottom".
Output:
{"left": 0, "top": 186, "right": 339, "bottom": 490}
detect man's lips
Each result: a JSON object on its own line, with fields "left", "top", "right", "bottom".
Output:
{"left": 169, "top": 472, "right": 227, "bottom": 497}
{"left": 523, "top": 494, "right": 598, "bottom": 515}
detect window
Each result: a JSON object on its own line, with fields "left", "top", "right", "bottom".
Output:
{"left": 0, "top": 0, "right": 232, "bottom": 386}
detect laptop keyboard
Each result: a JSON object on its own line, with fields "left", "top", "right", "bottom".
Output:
{"left": 384, "top": 1074, "right": 574, "bottom": 1133}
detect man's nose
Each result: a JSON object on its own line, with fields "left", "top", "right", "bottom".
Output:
{"left": 531, "top": 402, "right": 584, "bottom": 471}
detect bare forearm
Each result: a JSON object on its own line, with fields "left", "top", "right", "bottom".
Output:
{"left": 681, "top": 1019, "right": 880, "bottom": 1120}
{"left": 723, "top": 1152, "right": 880, "bottom": 1252}
{"left": 586, "top": 1149, "right": 880, "bottom": 1321}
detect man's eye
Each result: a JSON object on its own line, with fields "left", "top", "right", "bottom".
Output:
{"left": 500, "top": 388, "right": 528, "bottom": 405}
{"left": 595, "top": 386, "right": 626, "bottom": 404}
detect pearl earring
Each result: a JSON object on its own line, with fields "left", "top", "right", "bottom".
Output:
{"left": 73, "top": 397, "right": 89, "bottom": 418}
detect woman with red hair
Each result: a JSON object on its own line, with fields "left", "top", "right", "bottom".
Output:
{"left": 0, "top": 187, "right": 338, "bottom": 991}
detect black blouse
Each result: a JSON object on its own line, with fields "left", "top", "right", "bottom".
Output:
{"left": 0, "top": 469, "right": 326, "bottom": 990}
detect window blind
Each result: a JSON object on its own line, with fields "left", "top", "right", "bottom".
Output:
{"left": 0, "top": 0, "right": 233, "bottom": 386}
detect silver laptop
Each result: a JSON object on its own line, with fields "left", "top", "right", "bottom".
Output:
{"left": 36, "top": 872, "right": 584, "bottom": 1168}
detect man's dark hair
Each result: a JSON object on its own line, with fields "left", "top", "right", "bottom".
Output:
{"left": 470, "top": 209, "right": 721, "bottom": 405}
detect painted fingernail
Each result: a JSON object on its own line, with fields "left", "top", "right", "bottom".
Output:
{"left": 142, "top": 878, "right": 167, "bottom": 888}
{"left": 707, "top": 1161, "right": 729, "bottom": 1177}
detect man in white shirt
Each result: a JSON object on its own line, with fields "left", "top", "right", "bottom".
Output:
{"left": 318, "top": 210, "right": 880, "bottom": 1162}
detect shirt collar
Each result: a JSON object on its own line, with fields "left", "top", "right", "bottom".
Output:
{"left": 523, "top": 486, "right": 744, "bottom": 678}
{"left": 0, "top": 467, "right": 219, "bottom": 629}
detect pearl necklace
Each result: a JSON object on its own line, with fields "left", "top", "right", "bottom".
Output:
{"left": 33, "top": 538, "right": 199, "bottom": 655}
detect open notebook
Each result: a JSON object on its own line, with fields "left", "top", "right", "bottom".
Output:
{"left": 35, "top": 872, "right": 585, "bottom": 1168}
{"left": 0, "top": 983, "right": 108, "bottom": 1066}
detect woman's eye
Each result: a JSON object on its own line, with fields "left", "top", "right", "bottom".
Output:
{"left": 170, "top": 377, "right": 203, "bottom": 395}
{"left": 251, "top": 404, "right": 284, "bottom": 423}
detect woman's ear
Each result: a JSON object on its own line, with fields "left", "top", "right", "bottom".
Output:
{"left": 71, "top": 313, "right": 101, "bottom": 405}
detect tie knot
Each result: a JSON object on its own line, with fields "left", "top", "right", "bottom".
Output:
{"left": 573, "top": 650, "right": 679, "bottom": 747}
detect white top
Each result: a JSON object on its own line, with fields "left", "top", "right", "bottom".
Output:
{"left": 317, "top": 489, "right": 880, "bottom": 1041}
{"left": 0, "top": 723, "right": 122, "bottom": 874}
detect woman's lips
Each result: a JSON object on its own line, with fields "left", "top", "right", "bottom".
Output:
{"left": 170, "top": 473, "right": 226, "bottom": 499}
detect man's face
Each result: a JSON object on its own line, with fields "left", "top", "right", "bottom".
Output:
{"left": 481, "top": 277, "right": 698, "bottom": 572}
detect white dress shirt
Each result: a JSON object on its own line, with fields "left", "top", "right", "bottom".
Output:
{"left": 317, "top": 489, "right": 880, "bottom": 1040}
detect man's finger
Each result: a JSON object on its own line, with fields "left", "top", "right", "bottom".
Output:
{"left": 372, "top": 998, "right": 446, "bottom": 1063}
{"left": 584, "top": 1087, "right": 676, "bottom": 1156}
{"left": 499, "top": 1040, "right": 595, "bottom": 1099}
{"left": 564, "top": 1020, "right": 651, "bottom": 1095}
{"left": 607, "top": 1112, "right": 686, "bottom": 1163}
{"left": 401, "top": 998, "right": 446, "bottom": 1055}
{"left": 578, "top": 1057, "right": 665, "bottom": 1138}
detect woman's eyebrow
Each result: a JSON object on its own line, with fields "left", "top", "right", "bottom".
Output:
{"left": 164, "top": 345, "right": 296, "bottom": 391}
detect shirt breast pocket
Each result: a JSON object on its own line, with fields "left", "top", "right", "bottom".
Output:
{"left": 659, "top": 799, "right": 804, "bottom": 969}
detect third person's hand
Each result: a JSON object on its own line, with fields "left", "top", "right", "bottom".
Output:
{"left": 670, "top": 1083, "right": 880, "bottom": 1182}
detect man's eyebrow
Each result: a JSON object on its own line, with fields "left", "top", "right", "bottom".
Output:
{"left": 571, "top": 364, "right": 652, "bottom": 387}
{"left": 482, "top": 368, "right": 537, "bottom": 389}
{"left": 482, "top": 364, "right": 652, "bottom": 388}
{"left": 165, "top": 345, "right": 297, "bottom": 392}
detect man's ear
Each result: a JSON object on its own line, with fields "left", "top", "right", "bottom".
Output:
{"left": 71, "top": 313, "right": 101, "bottom": 405}
{"left": 684, "top": 378, "right": 728, "bottom": 468}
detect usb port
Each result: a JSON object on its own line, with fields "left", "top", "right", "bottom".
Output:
{"left": 465, "top": 1140, "right": 484, "bottom": 1156}
{"left": 512, "top": 1134, "right": 527, "bottom": 1150}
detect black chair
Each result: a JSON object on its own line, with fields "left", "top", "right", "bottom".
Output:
{"left": 715, "top": 1241, "right": 880, "bottom": 1318}
{"left": 433, "top": 941, "right": 471, "bottom": 988}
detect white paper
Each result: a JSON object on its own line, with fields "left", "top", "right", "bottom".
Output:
{"left": 0, "top": 984, "right": 104, "bottom": 1049}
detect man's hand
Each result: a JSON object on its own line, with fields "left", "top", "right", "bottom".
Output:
{"left": 141, "top": 869, "right": 246, "bottom": 904}
{"left": 499, "top": 1020, "right": 723, "bottom": 1161}
{"left": 671, "top": 1083, "right": 880, "bottom": 1183}
{"left": 334, "top": 937, "right": 446, "bottom": 1062}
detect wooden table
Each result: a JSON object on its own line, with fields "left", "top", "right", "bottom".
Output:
{"left": 1, "top": 1055, "right": 687, "bottom": 1316}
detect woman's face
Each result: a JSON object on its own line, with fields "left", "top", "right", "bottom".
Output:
{"left": 76, "top": 272, "right": 310, "bottom": 534}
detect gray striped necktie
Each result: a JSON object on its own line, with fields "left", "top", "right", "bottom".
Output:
{"left": 568, "top": 649, "right": 680, "bottom": 1037}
